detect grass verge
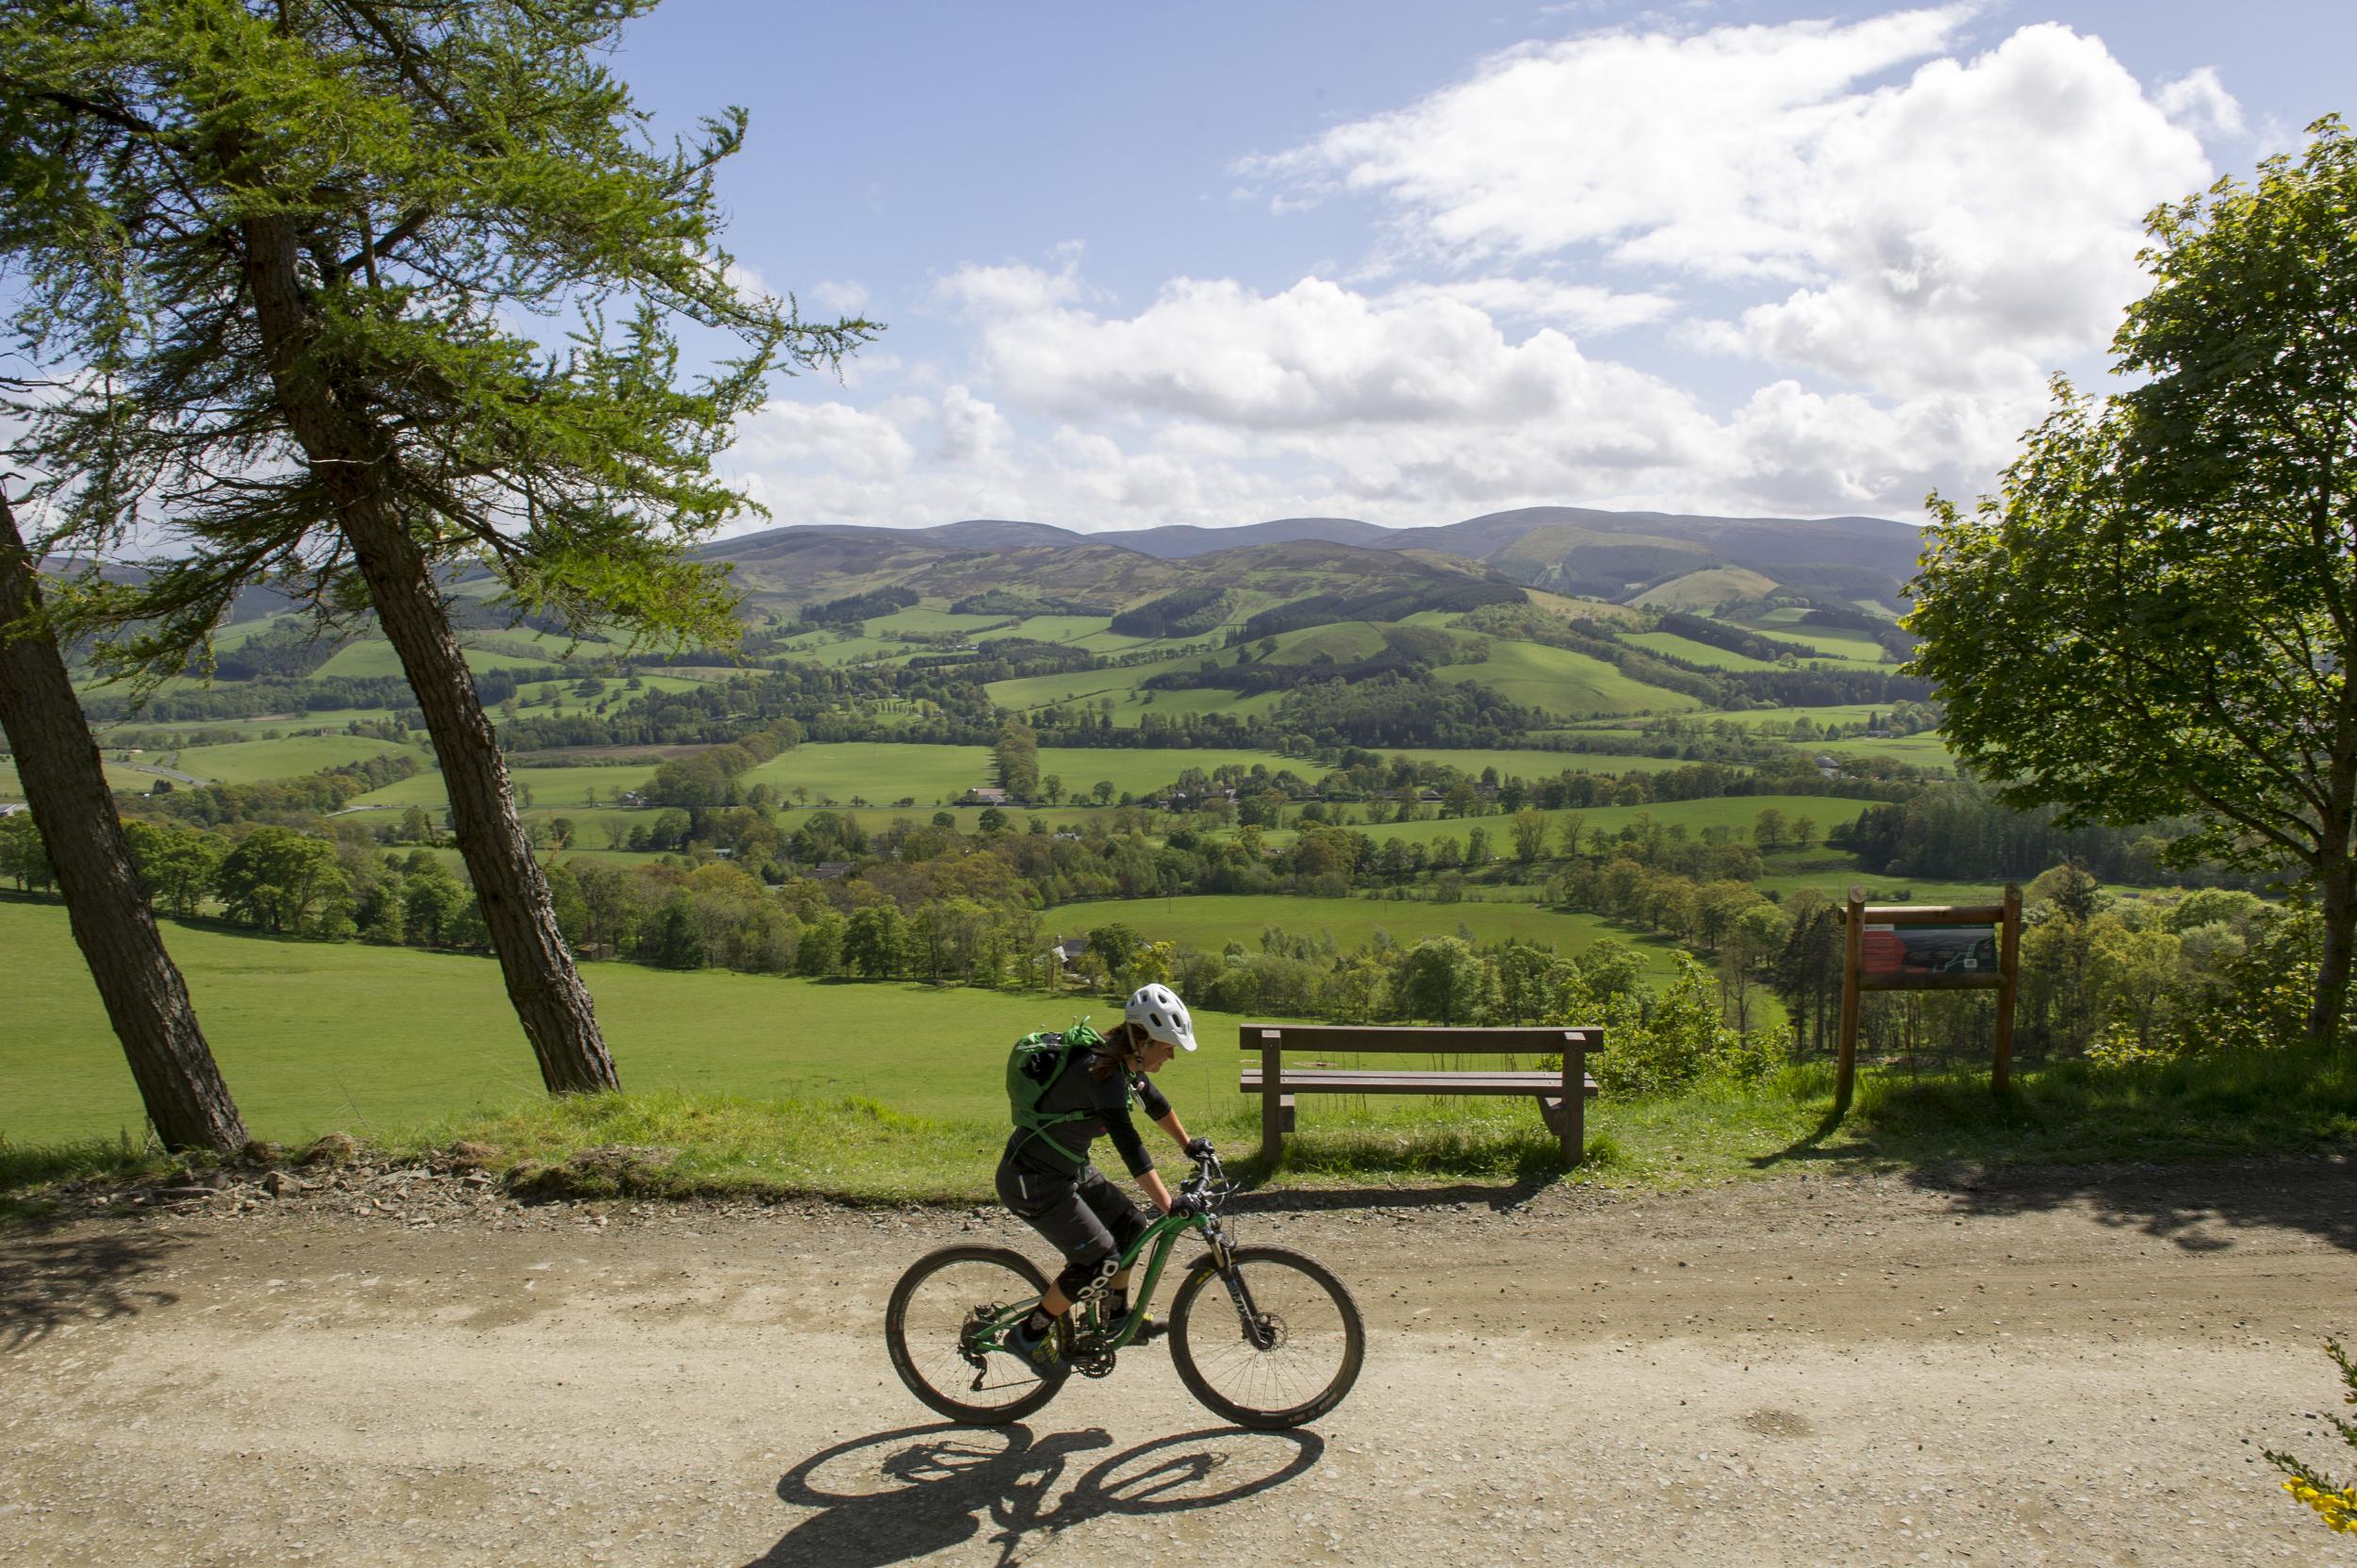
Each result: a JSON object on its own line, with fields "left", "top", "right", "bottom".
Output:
{"left": 8, "top": 1047, "right": 2349, "bottom": 1222}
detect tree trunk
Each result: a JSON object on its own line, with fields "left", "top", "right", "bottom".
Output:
{"left": 236, "top": 215, "right": 619, "bottom": 1096}
{"left": 0, "top": 494, "right": 249, "bottom": 1152}
{"left": 2311, "top": 850, "right": 2354, "bottom": 1052}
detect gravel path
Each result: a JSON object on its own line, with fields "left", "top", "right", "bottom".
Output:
{"left": 4, "top": 1156, "right": 2352, "bottom": 1566}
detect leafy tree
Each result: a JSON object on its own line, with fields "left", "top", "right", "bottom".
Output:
{"left": 0, "top": 496, "right": 243, "bottom": 1148}
{"left": 403, "top": 862, "right": 472, "bottom": 948}
{"left": 842, "top": 904, "right": 907, "bottom": 979}
{"left": 994, "top": 722, "right": 1040, "bottom": 800}
{"left": 0, "top": 0, "right": 870, "bottom": 1094}
{"left": 1510, "top": 809, "right": 1550, "bottom": 863}
{"left": 1393, "top": 935, "right": 1484, "bottom": 1025}
{"left": 1913, "top": 120, "right": 2357, "bottom": 1049}
{"left": 124, "top": 818, "right": 225, "bottom": 918}
{"left": 0, "top": 809, "right": 55, "bottom": 892}
{"left": 1086, "top": 922, "right": 1145, "bottom": 989}
{"left": 214, "top": 826, "right": 346, "bottom": 935}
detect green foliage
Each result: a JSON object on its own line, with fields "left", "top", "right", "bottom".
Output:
{"left": 1110, "top": 586, "right": 1231, "bottom": 638}
{"left": 2, "top": 0, "right": 875, "bottom": 665}
{"left": 212, "top": 826, "right": 346, "bottom": 935}
{"left": 2266, "top": 1341, "right": 2357, "bottom": 1537}
{"left": 803, "top": 586, "right": 919, "bottom": 626}
{"left": 1911, "top": 119, "right": 2357, "bottom": 1043}
{"left": 993, "top": 720, "right": 1040, "bottom": 800}
{"left": 0, "top": 812, "right": 54, "bottom": 891}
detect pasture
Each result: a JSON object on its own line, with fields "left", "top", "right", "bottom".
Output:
{"left": 1720, "top": 620, "right": 1892, "bottom": 668}
{"left": 1431, "top": 638, "right": 1704, "bottom": 717}
{"left": 347, "top": 762, "right": 660, "bottom": 812}
{"left": 1040, "top": 892, "right": 1685, "bottom": 976}
{"left": 0, "top": 898, "right": 1258, "bottom": 1146}
{"left": 157, "top": 734, "right": 424, "bottom": 785}
{"left": 1813, "top": 734, "right": 1954, "bottom": 770}
{"left": 1622, "top": 631, "right": 1786, "bottom": 671}
{"left": 742, "top": 743, "right": 996, "bottom": 804}
{"left": 1261, "top": 792, "right": 1875, "bottom": 851}
{"left": 1032, "top": 747, "right": 1327, "bottom": 798}
{"left": 1360, "top": 747, "right": 1730, "bottom": 779}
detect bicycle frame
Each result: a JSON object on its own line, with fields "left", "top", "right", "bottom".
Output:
{"left": 976, "top": 1153, "right": 1244, "bottom": 1362}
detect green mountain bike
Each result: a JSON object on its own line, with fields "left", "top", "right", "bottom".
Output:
{"left": 885, "top": 1147, "right": 1363, "bottom": 1430}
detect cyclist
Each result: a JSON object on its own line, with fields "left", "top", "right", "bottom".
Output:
{"left": 997, "top": 982, "right": 1211, "bottom": 1367}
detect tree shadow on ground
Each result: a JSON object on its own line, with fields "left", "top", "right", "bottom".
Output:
{"left": 748, "top": 1422, "right": 1323, "bottom": 1568}
{"left": 0, "top": 1217, "right": 186, "bottom": 1351}
{"left": 1224, "top": 1169, "right": 1563, "bottom": 1215}
{"left": 1893, "top": 1154, "right": 2357, "bottom": 1256}
{"left": 1221, "top": 1132, "right": 1578, "bottom": 1213}
{"left": 1748, "top": 1095, "right": 2357, "bottom": 1255}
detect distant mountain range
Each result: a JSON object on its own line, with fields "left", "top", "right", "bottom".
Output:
{"left": 701, "top": 505, "right": 1925, "bottom": 619}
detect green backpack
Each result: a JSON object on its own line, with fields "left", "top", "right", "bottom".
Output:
{"left": 1006, "top": 1018, "right": 1121, "bottom": 1169}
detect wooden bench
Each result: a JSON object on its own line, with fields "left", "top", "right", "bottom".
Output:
{"left": 1238, "top": 1024, "right": 1606, "bottom": 1168}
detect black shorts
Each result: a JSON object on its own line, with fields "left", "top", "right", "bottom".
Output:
{"left": 996, "top": 1156, "right": 1150, "bottom": 1291}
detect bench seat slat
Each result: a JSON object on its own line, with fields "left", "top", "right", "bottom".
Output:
{"left": 1241, "top": 1068, "right": 1599, "bottom": 1097}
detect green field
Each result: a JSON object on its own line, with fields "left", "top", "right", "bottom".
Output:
{"left": 1004, "top": 614, "right": 1125, "bottom": 646}
{"left": 1265, "top": 621, "right": 1389, "bottom": 665}
{"left": 1622, "top": 631, "right": 1787, "bottom": 671}
{"left": 1360, "top": 747, "right": 1727, "bottom": 779}
{"left": 983, "top": 651, "right": 1190, "bottom": 712}
{"left": 983, "top": 656, "right": 1288, "bottom": 729}
{"left": 1042, "top": 893, "right": 1684, "bottom": 976}
{"left": 1627, "top": 567, "right": 1779, "bottom": 611}
{"left": 158, "top": 734, "right": 424, "bottom": 784}
{"left": 862, "top": 606, "right": 1010, "bottom": 636}
{"left": 1432, "top": 639, "right": 1701, "bottom": 718}
{"left": 314, "top": 638, "right": 581, "bottom": 679}
{"left": 1813, "top": 734, "right": 1953, "bottom": 771}
{"left": 743, "top": 743, "right": 997, "bottom": 804}
{"left": 0, "top": 898, "right": 1274, "bottom": 1146}
{"left": 1033, "top": 747, "right": 1326, "bottom": 799}
{"left": 2, "top": 756, "right": 179, "bottom": 799}
{"left": 348, "top": 762, "right": 661, "bottom": 812}
{"left": 1722, "top": 621, "right": 1890, "bottom": 668}
{"left": 1266, "top": 793, "right": 1875, "bottom": 850}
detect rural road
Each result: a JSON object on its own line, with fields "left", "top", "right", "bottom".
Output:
{"left": 4, "top": 1158, "right": 2352, "bottom": 1566}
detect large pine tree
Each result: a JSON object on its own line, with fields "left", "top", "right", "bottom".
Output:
{"left": 1, "top": 1, "right": 871, "bottom": 1092}
{"left": 0, "top": 491, "right": 247, "bottom": 1152}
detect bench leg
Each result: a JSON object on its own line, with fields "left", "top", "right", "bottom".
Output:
{"left": 1260, "top": 1045, "right": 1285, "bottom": 1164}
{"left": 1561, "top": 1047, "right": 1585, "bottom": 1169}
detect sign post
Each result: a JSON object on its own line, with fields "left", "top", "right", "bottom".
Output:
{"left": 1835, "top": 883, "right": 2023, "bottom": 1113}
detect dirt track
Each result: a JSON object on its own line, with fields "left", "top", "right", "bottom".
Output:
{"left": 5, "top": 1157, "right": 2354, "bottom": 1566}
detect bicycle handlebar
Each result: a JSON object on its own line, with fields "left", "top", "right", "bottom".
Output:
{"left": 1176, "top": 1144, "right": 1231, "bottom": 1217}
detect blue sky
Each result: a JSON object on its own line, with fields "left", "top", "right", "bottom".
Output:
{"left": 609, "top": 2, "right": 2356, "bottom": 534}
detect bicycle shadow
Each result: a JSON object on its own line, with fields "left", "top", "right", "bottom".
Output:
{"left": 747, "top": 1421, "right": 1324, "bottom": 1567}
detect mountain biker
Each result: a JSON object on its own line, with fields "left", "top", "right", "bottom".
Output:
{"left": 997, "top": 982, "right": 1211, "bottom": 1367}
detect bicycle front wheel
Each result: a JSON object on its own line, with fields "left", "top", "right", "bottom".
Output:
{"left": 1168, "top": 1246, "right": 1363, "bottom": 1429}
{"left": 885, "top": 1245, "right": 1066, "bottom": 1426}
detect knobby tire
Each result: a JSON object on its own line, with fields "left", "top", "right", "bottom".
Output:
{"left": 884, "top": 1244, "right": 1066, "bottom": 1426}
{"left": 1168, "top": 1246, "right": 1364, "bottom": 1429}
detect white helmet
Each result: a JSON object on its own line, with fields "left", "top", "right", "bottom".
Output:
{"left": 1124, "top": 983, "right": 1197, "bottom": 1052}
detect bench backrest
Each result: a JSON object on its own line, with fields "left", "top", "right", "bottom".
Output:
{"left": 1239, "top": 1024, "right": 1604, "bottom": 1054}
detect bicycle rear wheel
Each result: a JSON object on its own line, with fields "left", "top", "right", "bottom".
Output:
{"left": 885, "top": 1245, "right": 1066, "bottom": 1426}
{"left": 1168, "top": 1246, "right": 1363, "bottom": 1429}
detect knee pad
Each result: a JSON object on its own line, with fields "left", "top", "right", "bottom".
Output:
{"left": 1057, "top": 1250, "right": 1121, "bottom": 1304}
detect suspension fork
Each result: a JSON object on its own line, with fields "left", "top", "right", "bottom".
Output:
{"left": 1204, "top": 1225, "right": 1277, "bottom": 1349}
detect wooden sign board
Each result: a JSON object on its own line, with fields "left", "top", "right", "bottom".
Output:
{"left": 1836, "top": 883, "right": 2022, "bottom": 1111}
